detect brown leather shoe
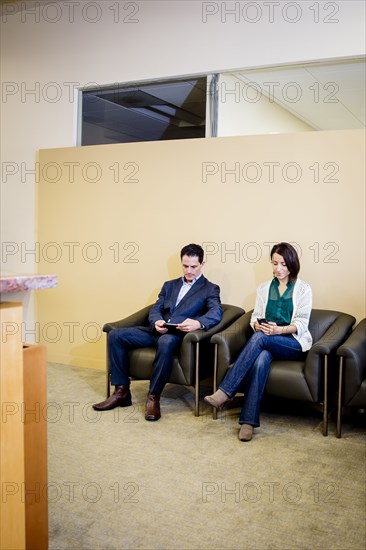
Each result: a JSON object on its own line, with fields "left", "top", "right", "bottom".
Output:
{"left": 93, "top": 385, "right": 132, "bottom": 411}
{"left": 145, "top": 392, "right": 161, "bottom": 421}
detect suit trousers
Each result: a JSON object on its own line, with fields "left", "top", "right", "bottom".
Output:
{"left": 108, "top": 326, "right": 184, "bottom": 395}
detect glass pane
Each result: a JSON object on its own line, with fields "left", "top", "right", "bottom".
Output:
{"left": 81, "top": 77, "right": 207, "bottom": 145}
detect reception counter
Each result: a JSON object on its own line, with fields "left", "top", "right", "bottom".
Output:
{"left": 0, "top": 273, "right": 57, "bottom": 293}
{"left": 0, "top": 274, "right": 57, "bottom": 550}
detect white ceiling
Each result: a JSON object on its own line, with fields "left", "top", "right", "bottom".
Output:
{"left": 233, "top": 59, "right": 365, "bottom": 130}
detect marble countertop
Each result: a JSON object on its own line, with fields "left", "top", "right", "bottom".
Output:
{"left": 0, "top": 273, "right": 58, "bottom": 293}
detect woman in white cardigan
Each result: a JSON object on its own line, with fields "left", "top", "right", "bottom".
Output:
{"left": 205, "top": 242, "right": 312, "bottom": 442}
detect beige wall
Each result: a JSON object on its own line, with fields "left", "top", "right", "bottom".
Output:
{"left": 36, "top": 129, "right": 365, "bottom": 369}
{"left": 1, "top": 1, "right": 365, "bottom": 263}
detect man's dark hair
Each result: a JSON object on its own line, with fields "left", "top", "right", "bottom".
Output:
{"left": 180, "top": 243, "right": 204, "bottom": 264}
{"left": 270, "top": 242, "right": 300, "bottom": 283}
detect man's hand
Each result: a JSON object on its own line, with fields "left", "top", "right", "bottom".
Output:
{"left": 176, "top": 318, "right": 202, "bottom": 332}
{"left": 155, "top": 320, "right": 168, "bottom": 334}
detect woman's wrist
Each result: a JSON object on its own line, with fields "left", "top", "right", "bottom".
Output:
{"left": 281, "top": 324, "right": 296, "bottom": 335}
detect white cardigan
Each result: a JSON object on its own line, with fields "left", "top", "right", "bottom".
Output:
{"left": 250, "top": 278, "right": 313, "bottom": 351}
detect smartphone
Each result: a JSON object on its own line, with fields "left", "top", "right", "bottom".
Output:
{"left": 163, "top": 322, "right": 178, "bottom": 328}
{"left": 257, "top": 318, "right": 269, "bottom": 325}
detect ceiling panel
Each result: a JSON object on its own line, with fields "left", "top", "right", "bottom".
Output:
{"left": 234, "top": 59, "right": 365, "bottom": 130}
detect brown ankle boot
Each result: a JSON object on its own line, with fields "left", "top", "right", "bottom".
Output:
{"left": 239, "top": 424, "right": 253, "bottom": 442}
{"left": 145, "top": 392, "right": 161, "bottom": 421}
{"left": 93, "top": 385, "right": 132, "bottom": 411}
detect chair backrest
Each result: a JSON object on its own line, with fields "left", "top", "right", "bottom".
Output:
{"left": 308, "top": 309, "right": 350, "bottom": 344}
{"left": 219, "top": 303, "right": 245, "bottom": 323}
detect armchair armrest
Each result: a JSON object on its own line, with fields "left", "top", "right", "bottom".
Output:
{"left": 103, "top": 304, "right": 152, "bottom": 333}
{"left": 211, "top": 310, "right": 253, "bottom": 370}
{"left": 337, "top": 319, "right": 366, "bottom": 360}
{"left": 183, "top": 304, "right": 245, "bottom": 344}
{"left": 178, "top": 304, "right": 245, "bottom": 367}
{"left": 308, "top": 313, "right": 356, "bottom": 356}
{"left": 304, "top": 312, "right": 355, "bottom": 401}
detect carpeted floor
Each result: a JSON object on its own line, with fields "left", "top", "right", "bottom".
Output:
{"left": 47, "top": 363, "right": 365, "bottom": 550}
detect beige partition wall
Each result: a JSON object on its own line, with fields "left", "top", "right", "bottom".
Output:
{"left": 36, "top": 130, "right": 365, "bottom": 369}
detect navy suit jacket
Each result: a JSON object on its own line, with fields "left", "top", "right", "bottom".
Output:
{"left": 148, "top": 275, "right": 223, "bottom": 330}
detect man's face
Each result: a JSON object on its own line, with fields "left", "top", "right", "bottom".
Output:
{"left": 181, "top": 255, "right": 204, "bottom": 282}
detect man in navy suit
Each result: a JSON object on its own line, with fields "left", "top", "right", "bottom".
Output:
{"left": 93, "top": 244, "right": 223, "bottom": 420}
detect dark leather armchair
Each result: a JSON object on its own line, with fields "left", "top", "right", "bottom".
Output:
{"left": 103, "top": 303, "right": 245, "bottom": 416}
{"left": 210, "top": 309, "right": 356, "bottom": 434}
{"left": 336, "top": 319, "right": 366, "bottom": 438}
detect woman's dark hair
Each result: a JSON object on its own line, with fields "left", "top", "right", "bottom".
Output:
{"left": 270, "top": 242, "right": 300, "bottom": 283}
{"left": 180, "top": 243, "right": 204, "bottom": 264}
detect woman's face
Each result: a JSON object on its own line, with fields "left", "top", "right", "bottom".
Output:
{"left": 271, "top": 253, "right": 290, "bottom": 283}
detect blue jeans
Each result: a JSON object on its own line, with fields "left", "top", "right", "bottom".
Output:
{"left": 219, "top": 332, "right": 304, "bottom": 427}
{"left": 108, "top": 327, "right": 184, "bottom": 395}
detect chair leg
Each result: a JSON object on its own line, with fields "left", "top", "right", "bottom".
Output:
{"left": 212, "top": 344, "right": 218, "bottom": 420}
{"left": 106, "top": 345, "right": 110, "bottom": 398}
{"left": 336, "top": 357, "right": 344, "bottom": 438}
{"left": 322, "top": 355, "right": 328, "bottom": 436}
{"left": 194, "top": 342, "right": 200, "bottom": 417}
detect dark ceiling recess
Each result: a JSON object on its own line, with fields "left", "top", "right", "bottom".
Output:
{"left": 81, "top": 78, "right": 207, "bottom": 145}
